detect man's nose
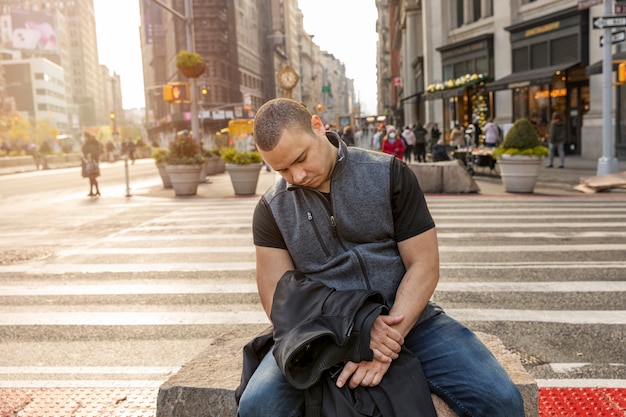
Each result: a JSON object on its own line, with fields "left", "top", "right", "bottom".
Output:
{"left": 292, "top": 168, "right": 307, "bottom": 184}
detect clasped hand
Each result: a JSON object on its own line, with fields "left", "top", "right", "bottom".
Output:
{"left": 335, "top": 314, "right": 404, "bottom": 389}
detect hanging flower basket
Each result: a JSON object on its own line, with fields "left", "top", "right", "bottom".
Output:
{"left": 179, "top": 63, "right": 206, "bottom": 78}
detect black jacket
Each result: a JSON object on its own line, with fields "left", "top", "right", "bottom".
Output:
{"left": 236, "top": 271, "right": 436, "bottom": 417}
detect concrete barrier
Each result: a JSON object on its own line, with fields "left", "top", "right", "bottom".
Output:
{"left": 156, "top": 331, "right": 538, "bottom": 417}
{"left": 408, "top": 160, "right": 480, "bottom": 193}
{"left": 0, "top": 156, "right": 38, "bottom": 175}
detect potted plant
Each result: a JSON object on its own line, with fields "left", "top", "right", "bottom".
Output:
{"left": 492, "top": 118, "right": 549, "bottom": 193}
{"left": 202, "top": 147, "right": 221, "bottom": 176}
{"left": 176, "top": 50, "right": 205, "bottom": 78}
{"left": 165, "top": 132, "right": 205, "bottom": 196}
{"left": 152, "top": 148, "right": 172, "bottom": 188}
{"left": 221, "top": 147, "right": 263, "bottom": 195}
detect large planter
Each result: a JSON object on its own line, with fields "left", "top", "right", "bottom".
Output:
{"left": 178, "top": 63, "right": 205, "bottom": 78}
{"left": 166, "top": 164, "right": 203, "bottom": 196}
{"left": 226, "top": 163, "right": 262, "bottom": 195}
{"left": 496, "top": 155, "right": 543, "bottom": 193}
{"left": 156, "top": 162, "right": 172, "bottom": 188}
{"left": 204, "top": 156, "right": 220, "bottom": 176}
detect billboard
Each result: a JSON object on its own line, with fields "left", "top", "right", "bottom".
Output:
{"left": 10, "top": 9, "right": 58, "bottom": 52}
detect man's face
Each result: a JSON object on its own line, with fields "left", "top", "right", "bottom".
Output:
{"left": 259, "top": 115, "right": 335, "bottom": 192}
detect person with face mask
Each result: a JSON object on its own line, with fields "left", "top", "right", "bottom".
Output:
{"left": 381, "top": 127, "right": 405, "bottom": 159}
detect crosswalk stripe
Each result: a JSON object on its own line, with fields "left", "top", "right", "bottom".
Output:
{"left": 0, "top": 281, "right": 623, "bottom": 296}
{"left": 0, "top": 310, "right": 624, "bottom": 325}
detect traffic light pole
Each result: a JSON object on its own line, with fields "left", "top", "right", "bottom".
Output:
{"left": 150, "top": 0, "right": 200, "bottom": 141}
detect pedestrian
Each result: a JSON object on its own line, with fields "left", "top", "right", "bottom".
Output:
{"left": 450, "top": 124, "right": 466, "bottom": 148}
{"left": 432, "top": 138, "right": 450, "bottom": 161}
{"left": 81, "top": 133, "right": 102, "bottom": 197}
{"left": 401, "top": 125, "right": 416, "bottom": 163}
{"left": 428, "top": 122, "right": 441, "bottom": 154}
{"left": 237, "top": 98, "right": 524, "bottom": 417}
{"left": 123, "top": 138, "right": 136, "bottom": 164}
{"left": 342, "top": 125, "right": 355, "bottom": 146}
{"left": 372, "top": 126, "right": 384, "bottom": 150}
{"left": 381, "top": 126, "right": 405, "bottom": 159}
{"left": 106, "top": 139, "right": 115, "bottom": 162}
{"left": 483, "top": 118, "right": 501, "bottom": 148}
{"left": 547, "top": 111, "right": 566, "bottom": 168}
{"left": 413, "top": 122, "right": 427, "bottom": 162}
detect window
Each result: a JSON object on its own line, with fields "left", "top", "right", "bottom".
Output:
{"left": 472, "top": 0, "right": 481, "bottom": 22}
{"left": 456, "top": 0, "right": 464, "bottom": 27}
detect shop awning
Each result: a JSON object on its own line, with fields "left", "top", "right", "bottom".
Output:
{"left": 486, "top": 63, "right": 578, "bottom": 91}
{"left": 423, "top": 86, "right": 467, "bottom": 101}
{"left": 587, "top": 51, "right": 626, "bottom": 75}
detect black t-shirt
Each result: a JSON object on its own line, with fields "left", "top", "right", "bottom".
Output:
{"left": 252, "top": 157, "right": 435, "bottom": 249}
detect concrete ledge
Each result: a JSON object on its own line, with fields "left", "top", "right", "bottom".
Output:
{"left": 156, "top": 331, "right": 538, "bottom": 417}
{"left": 408, "top": 160, "right": 480, "bottom": 193}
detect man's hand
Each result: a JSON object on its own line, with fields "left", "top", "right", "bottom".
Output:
{"left": 369, "top": 314, "right": 404, "bottom": 363}
{"left": 335, "top": 359, "right": 392, "bottom": 389}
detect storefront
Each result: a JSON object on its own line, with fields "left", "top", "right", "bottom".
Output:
{"left": 424, "top": 35, "right": 494, "bottom": 141}
{"left": 487, "top": 6, "right": 589, "bottom": 155}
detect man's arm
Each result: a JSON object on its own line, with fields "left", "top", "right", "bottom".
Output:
{"left": 255, "top": 245, "right": 295, "bottom": 318}
{"left": 336, "top": 227, "right": 440, "bottom": 389}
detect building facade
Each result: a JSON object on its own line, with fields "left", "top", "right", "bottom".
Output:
{"left": 384, "top": 0, "right": 625, "bottom": 160}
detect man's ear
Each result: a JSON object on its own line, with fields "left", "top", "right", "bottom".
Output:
{"left": 311, "top": 115, "right": 326, "bottom": 135}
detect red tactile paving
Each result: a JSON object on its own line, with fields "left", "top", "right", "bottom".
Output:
{"left": 0, "top": 388, "right": 157, "bottom": 417}
{"left": 0, "top": 387, "right": 624, "bottom": 416}
{"left": 539, "top": 388, "right": 626, "bottom": 417}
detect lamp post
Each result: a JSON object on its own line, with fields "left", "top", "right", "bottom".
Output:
{"left": 149, "top": 0, "right": 200, "bottom": 141}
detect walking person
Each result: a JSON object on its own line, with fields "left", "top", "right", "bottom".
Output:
{"left": 401, "top": 125, "right": 416, "bottom": 163}
{"left": 236, "top": 98, "right": 524, "bottom": 417}
{"left": 413, "top": 122, "right": 427, "bottom": 162}
{"left": 81, "top": 133, "right": 102, "bottom": 197}
{"left": 547, "top": 111, "right": 566, "bottom": 168}
{"left": 483, "top": 118, "right": 501, "bottom": 148}
{"left": 381, "top": 127, "right": 405, "bottom": 159}
{"left": 123, "top": 137, "right": 136, "bottom": 164}
{"left": 428, "top": 122, "right": 441, "bottom": 154}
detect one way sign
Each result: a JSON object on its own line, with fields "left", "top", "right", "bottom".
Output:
{"left": 593, "top": 16, "right": 626, "bottom": 29}
{"left": 600, "top": 30, "right": 626, "bottom": 47}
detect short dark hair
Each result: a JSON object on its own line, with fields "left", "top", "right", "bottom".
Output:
{"left": 254, "top": 98, "right": 314, "bottom": 151}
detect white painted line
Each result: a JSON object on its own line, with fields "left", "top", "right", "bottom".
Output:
{"left": 102, "top": 234, "right": 253, "bottom": 242}
{"left": 54, "top": 244, "right": 626, "bottom": 257}
{"left": 536, "top": 379, "right": 626, "bottom": 388}
{"left": 0, "top": 380, "right": 164, "bottom": 388}
{"left": 0, "top": 366, "right": 180, "bottom": 375}
{"left": 435, "top": 222, "right": 626, "bottom": 228}
{"left": 0, "top": 262, "right": 257, "bottom": 274}
{"left": 2, "top": 261, "right": 626, "bottom": 274}
{"left": 550, "top": 363, "right": 591, "bottom": 373}
{"left": 0, "top": 310, "right": 623, "bottom": 326}
{"left": 0, "top": 281, "right": 622, "bottom": 297}
{"left": 434, "top": 214, "right": 626, "bottom": 219}
{"left": 438, "top": 231, "right": 626, "bottom": 239}
{"left": 447, "top": 309, "right": 626, "bottom": 324}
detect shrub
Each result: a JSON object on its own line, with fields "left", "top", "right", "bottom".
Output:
{"left": 176, "top": 50, "right": 203, "bottom": 68}
{"left": 151, "top": 148, "right": 169, "bottom": 163}
{"left": 492, "top": 118, "right": 549, "bottom": 158}
{"left": 165, "top": 133, "right": 204, "bottom": 165}
{"left": 221, "top": 147, "right": 262, "bottom": 165}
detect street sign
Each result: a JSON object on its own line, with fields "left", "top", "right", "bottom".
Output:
{"left": 593, "top": 16, "right": 626, "bottom": 29}
{"left": 600, "top": 30, "right": 626, "bottom": 47}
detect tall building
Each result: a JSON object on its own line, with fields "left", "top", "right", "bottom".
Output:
{"left": 0, "top": 0, "right": 107, "bottom": 139}
{"left": 139, "top": 0, "right": 355, "bottom": 145}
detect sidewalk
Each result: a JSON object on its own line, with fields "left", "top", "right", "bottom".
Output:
{"left": 470, "top": 156, "right": 626, "bottom": 196}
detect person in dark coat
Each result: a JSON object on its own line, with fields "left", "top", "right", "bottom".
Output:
{"left": 547, "top": 111, "right": 566, "bottom": 168}
{"left": 81, "top": 133, "right": 102, "bottom": 196}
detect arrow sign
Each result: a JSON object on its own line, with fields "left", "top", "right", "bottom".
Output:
{"left": 600, "top": 30, "right": 626, "bottom": 47}
{"left": 593, "top": 16, "right": 626, "bottom": 29}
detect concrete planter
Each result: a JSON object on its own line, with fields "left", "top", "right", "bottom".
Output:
{"left": 225, "top": 163, "right": 261, "bottom": 195}
{"left": 204, "top": 156, "right": 220, "bottom": 176}
{"left": 497, "top": 155, "right": 543, "bottom": 193}
{"left": 166, "top": 164, "right": 203, "bottom": 196}
{"left": 156, "top": 162, "right": 172, "bottom": 188}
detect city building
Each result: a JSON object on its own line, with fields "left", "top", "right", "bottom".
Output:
{"left": 383, "top": 0, "right": 625, "bottom": 160}
{"left": 138, "top": 0, "right": 356, "bottom": 146}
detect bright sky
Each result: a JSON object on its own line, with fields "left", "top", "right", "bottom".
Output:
{"left": 94, "top": 0, "right": 378, "bottom": 114}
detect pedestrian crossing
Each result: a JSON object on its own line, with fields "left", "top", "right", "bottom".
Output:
{"left": 0, "top": 195, "right": 625, "bottom": 391}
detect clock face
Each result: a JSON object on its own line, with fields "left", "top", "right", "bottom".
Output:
{"left": 278, "top": 66, "right": 299, "bottom": 90}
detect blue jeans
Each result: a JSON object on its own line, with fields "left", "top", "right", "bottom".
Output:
{"left": 237, "top": 311, "right": 524, "bottom": 417}
{"left": 549, "top": 141, "right": 565, "bottom": 167}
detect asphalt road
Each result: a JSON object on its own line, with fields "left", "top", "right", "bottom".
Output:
{"left": 0, "top": 161, "right": 625, "bottom": 395}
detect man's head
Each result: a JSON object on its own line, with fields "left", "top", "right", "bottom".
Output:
{"left": 253, "top": 98, "right": 337, "bottom": 192}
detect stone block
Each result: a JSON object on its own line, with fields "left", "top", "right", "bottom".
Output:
{"left": 156, "top": 331, "right": 538, "bottom": 417}
{"left": 408, "top": 160, "right": 480, "bottom": 193}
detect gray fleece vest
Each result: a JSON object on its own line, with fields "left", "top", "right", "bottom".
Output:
{"left": 262, "top": 136, "right": 407, "bottom": 306}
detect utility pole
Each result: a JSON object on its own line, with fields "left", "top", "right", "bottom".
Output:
{"left": 599, "top": 0, "right": 620, "bottom": 175}
{"left": 149, "top": 0, "right": 200, "bottom": 141}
